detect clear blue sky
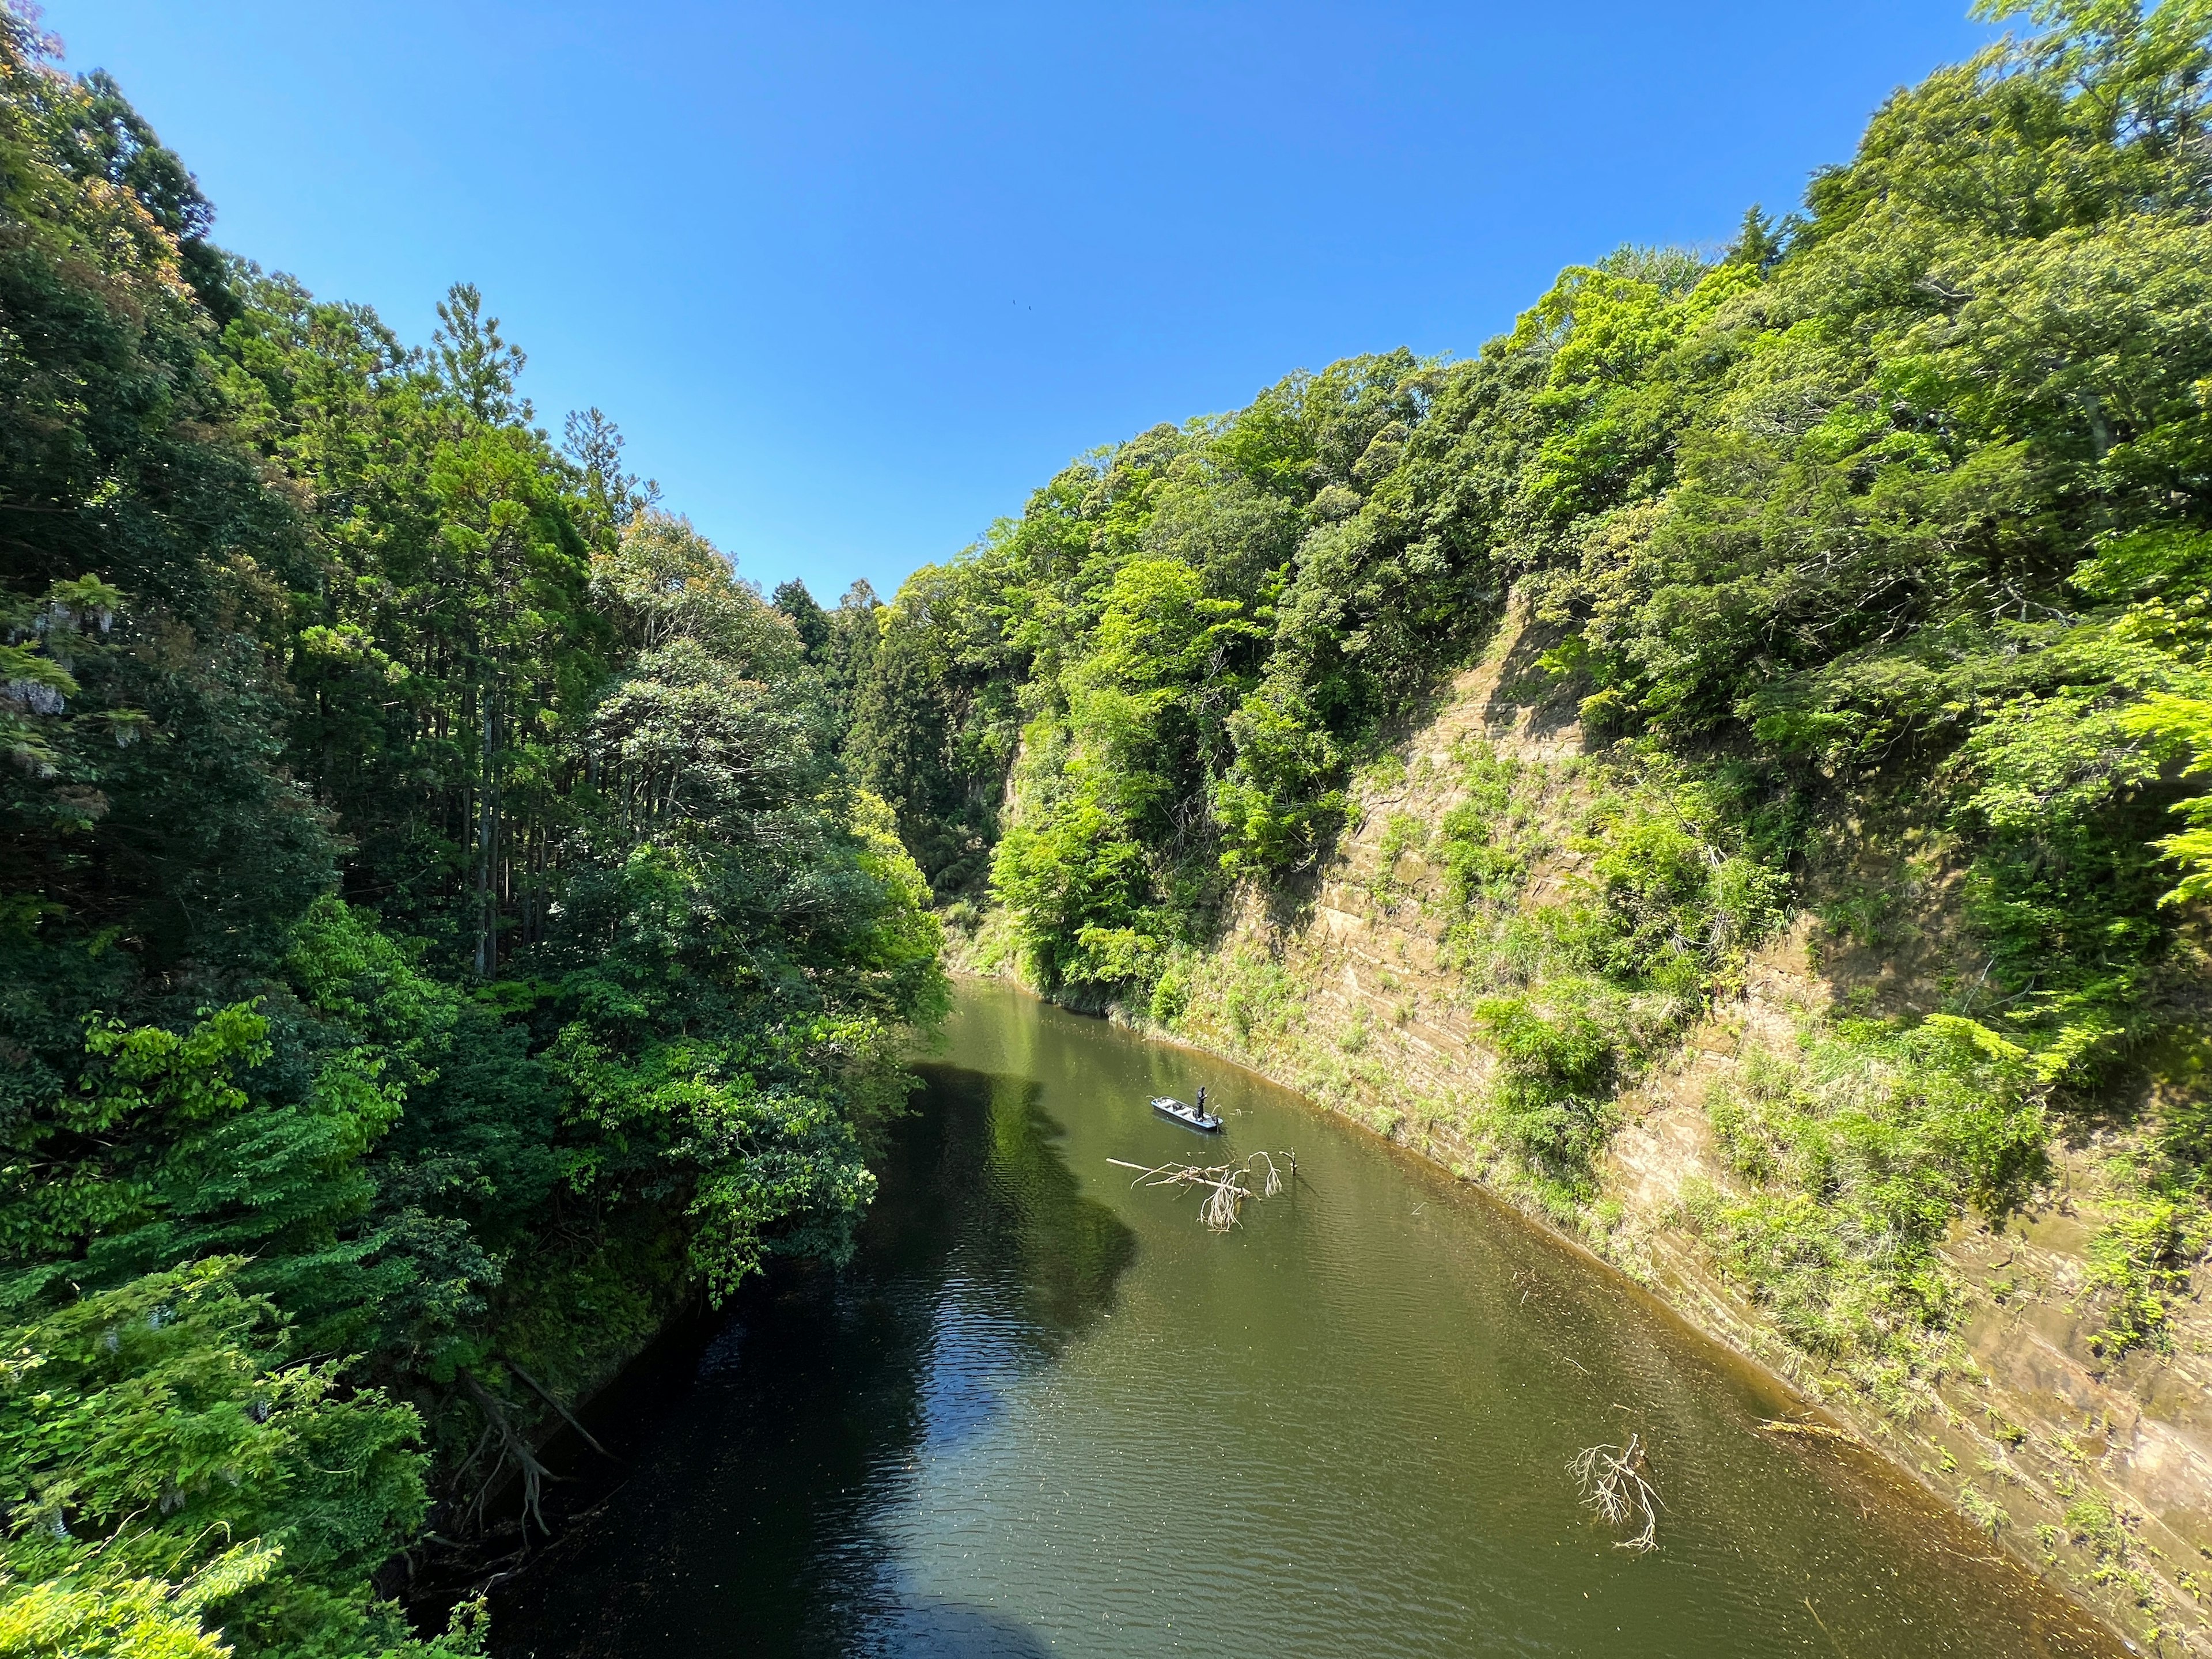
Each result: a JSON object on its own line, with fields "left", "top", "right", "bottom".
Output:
{"left": 47, "top": 2, "right": 1993, "bottom": 603}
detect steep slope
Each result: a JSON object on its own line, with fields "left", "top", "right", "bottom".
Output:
{"left": 1007, "top": 604, "right": 2212, "bottom": 1652}
{"left": 879, "top": 6, "right": 2212, "bottom": 1648}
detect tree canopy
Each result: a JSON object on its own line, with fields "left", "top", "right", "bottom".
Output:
{"left": 8, "top": 0, "right": 2212, "bottom": 1647}
{"left": 0, "top": 12, "right": 941, "bottom": 1653}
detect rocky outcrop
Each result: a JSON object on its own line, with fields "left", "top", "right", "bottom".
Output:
{"left": 968, "top": 610, "right": 2212, "bottom": 1653}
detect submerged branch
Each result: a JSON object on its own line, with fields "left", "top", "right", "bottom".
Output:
{"left": 1108, "top": 1150, "right": 1296, "bottom": 1230}
{"left": 1570, "top": 1433, "right": 1663, "bottom": 1552}
{"left": 1758, "top": 1418, "right": 1865, "bottom": 1448}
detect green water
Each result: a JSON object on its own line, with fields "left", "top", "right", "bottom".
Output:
{"left": 491, "top": 979, "right": 2123, "bottom": 1658}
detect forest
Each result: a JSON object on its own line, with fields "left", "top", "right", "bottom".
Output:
{"left": 7, "top": 0, "right": 2212, "bottom": 1651}
{"left": 0, "top": 10, "right": 941, "bottom": 1655}
{"left": 847, "top": 0, "right": 2212, "bottom": 1406}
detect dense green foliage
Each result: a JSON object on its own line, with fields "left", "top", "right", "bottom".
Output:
{"left": 0, "top": 15, "right": 941, "bottom": 1655}
{"left": 8, "top": 0, "right": 2212, "bottom": 1643}
{"left": 851, "top": 0, "right": 2212, "bottom": 1370}
{"left": 771, "top": 575, "right": 883, "bottom": 753}
{"left": 1693, "top": 1017, "right": 2052, "bottom": 1403}
{"left": 1438, "top": 745, "right": 1786, "bottom": 1206}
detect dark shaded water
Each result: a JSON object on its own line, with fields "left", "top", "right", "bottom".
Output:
{"left": 491, "top": 980, "right": 2122, "bottom": 1658}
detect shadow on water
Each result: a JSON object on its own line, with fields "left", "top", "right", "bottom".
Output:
{"left": 918, "top": 1063, "right": 1138, "bottom": 1351}
{"left": 492, "top": 982, "right": 2127, "bottom": 1659}
{"left": 488, "top": 1060, "right": 1134, "bottom": 1658}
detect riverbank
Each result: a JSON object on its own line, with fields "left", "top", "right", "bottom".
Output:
{"left": 486, "top": 979, "right": 2126, "bottom": 1658}
{"left": 944, "top": 614, "right": 2212, "bottom": 1656}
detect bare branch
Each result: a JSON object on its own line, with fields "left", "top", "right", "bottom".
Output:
{"left": 500, "top": 1355, "right": 618, "bottom": 1463}
{"left": 1570, "top": 1433, "right": 1664, "bottom": 1552}
{"left": 1107, "top": 1150, "right": 1296, "bottom": 1230}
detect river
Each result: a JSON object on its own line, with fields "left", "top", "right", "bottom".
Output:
{"left": 490, "top": 978, "right": 2123, "bottom": 1657}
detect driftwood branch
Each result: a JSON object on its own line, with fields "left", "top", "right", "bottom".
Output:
{"left": 1570, "top": 1433, "right": 1663, "bottom": 1552}
{"left": 500, "top": 1355, "right": 616, "bottom": 1461}
{"left": 1108, "top": 1151, "right": 1294, "bottom": 1230}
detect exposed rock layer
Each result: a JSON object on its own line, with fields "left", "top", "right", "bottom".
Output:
{"left": 956, "top": 613, "right": 2212, "bottom": 1653}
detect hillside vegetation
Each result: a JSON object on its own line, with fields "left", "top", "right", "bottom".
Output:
{"left": 9, "top": 0, "right": 2212, "bottom": 1650}
{"left": 847, "top": 0, "right": 2212, "bottom": 1629}
{"left": 0, "top": 14, "right": 941, "bottom": 1656}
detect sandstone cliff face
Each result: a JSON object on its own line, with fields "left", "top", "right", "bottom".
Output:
{"left": 992, "top": 612, "right": 2212, "bottom": 1653}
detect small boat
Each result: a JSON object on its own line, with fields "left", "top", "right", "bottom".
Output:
{"left": 1152, "top": 1095, "right": 1223, "bottom": 1132}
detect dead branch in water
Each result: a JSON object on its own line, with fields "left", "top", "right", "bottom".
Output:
{"left": 500, "top": 1354, "right": 617, "bottom": 1462}
{"left": 1107, "top": 1151, "right": 1295, "bottom": 1230}
{"left": 1570, "top": 1433, "right": 1663, "bottom": 1552}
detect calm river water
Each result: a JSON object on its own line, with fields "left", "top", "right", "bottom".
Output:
{"left": 491, "top": 979, "right": 2123, "bottom": 1658}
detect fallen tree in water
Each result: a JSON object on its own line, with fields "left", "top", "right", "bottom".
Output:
{"left": 1108, "top": 1152, "right": 1295, "bottom": 1230}
{"left": 1571, "top": 1434, "right": 1663, "bottom": 1552}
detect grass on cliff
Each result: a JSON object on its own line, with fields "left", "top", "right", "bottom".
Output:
{"left": 1153, "top": 738, "right": 1790, "bottom": 1223}
{"left": 1433, "top": 741, "right": 1788, "bottom": 1220}
{"left": 1684, "top": 992, "right": 2210, "bottom": 1418}
{"left": 1682, "top": 1016, "right": 2049, "bottom": 1409}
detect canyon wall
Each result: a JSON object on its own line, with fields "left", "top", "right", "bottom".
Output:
{"left": 959, "top": 611, "right": 2212, "bottom": 1653}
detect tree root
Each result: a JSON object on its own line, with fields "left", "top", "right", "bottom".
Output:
{"left": 460, "top": 1369, "right": 566, "bottom": 1537}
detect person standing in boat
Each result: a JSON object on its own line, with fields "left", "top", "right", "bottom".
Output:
{"left": 1195, "top": 1086, "right": 1208, "bottom": 1119}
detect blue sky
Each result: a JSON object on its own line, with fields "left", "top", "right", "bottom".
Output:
{"left": 48, "top": 2, "right": 1992, "bottom": 603}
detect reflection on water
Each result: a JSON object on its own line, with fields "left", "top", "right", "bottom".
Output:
{"left": 492, "top": 981, "right": 2123, "bottom": 1659}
